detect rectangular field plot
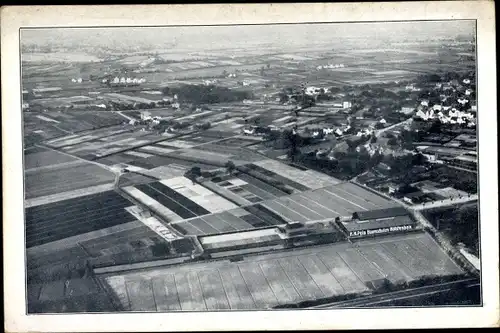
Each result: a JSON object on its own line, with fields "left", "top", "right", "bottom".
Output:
{"left": 24, "top": 148, "right": 79, "bottom": 170}
{"left": 253, "top": 160, "right": 341, "bottom": 189}
{"left": 172, "top": 209, "right": 257, "bottom": 236}
{"left": 25, "top": 162, "right": 115, "bottom": 199}
{"left": 284, "top": 182, "right": 401, "bottom": 218}
{"left": 25, "top": 190, "right": 136, "bottom": 247}
{"left": 127, "top": 154, "right": 219, "bottom": 171}
{"left": 197, "top": 270, "right": 231, "bottom": 310}
{"left": 102, "top": 232, "right": 464, "bottom": 311}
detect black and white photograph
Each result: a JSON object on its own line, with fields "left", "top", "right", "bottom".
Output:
{"left": 2, "top": 2, "right": 498, "bottom": 331}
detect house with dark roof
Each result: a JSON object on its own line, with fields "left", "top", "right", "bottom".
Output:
{"left": 352, "top": 206, "right": 409, "bottom": 221}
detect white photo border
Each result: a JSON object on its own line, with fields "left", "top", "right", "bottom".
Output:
{"left": 2, "top": 2, "right": 498, "bottom": 331}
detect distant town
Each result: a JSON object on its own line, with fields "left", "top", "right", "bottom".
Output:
{"left": 22, "top": 23, "right": 479, "bottom": 313}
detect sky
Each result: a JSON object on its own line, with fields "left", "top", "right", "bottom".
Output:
{"left": 21, "top": 21, "right": 475, "bottom": 52}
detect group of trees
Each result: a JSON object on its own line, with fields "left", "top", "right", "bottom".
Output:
{"left": 424, "top": 204, "right": 479, "bottom": 256}
{"left": 193, "top": 122, "right": 211, "bottom": 131}
{"left": 161, "top": 84, "right": 253, "bottom": 104}
{"left": 106, "top": 100, "right": 159, "bottom": 111}
{"left": 152, "top": 119, "right": 190, "bottom": 133}
{"left": 263, "top": 128, "right": 325, "bottom": 153}
{"left": 277, "top": 86, "right": 317, "bottom": 108}
{"left": 295, "top": 149, "right": 385, "bottom": 180}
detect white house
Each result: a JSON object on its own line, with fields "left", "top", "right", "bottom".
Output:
{"left": 323, "top": 128, "right": 334, "bottom": 135}
{"left": 432, "top": 104, "right": 443, "bottom": 111}
{"left": 465, "top": 89, "right": 473, "bottom": 96}
{"left": 400, "top": 106, "right": 414, "bottom": 115}
{"left": 463, "top": 78, "right": 471, "bottom": 84}
{"left": 343, "top": 101, "right": 352, "bottom": 109}
{"left": 420, "top": 100, "right": 429, "bottom": 107}
{"left": 141, "top": 111, "right": 152, "bottom": 120}
{"left": 243, "top": 127, "right": 255, "bottom": 135}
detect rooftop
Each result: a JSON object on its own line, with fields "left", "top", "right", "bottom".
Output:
{"left": 352, "top": 206, "right": 409, "bottom": 221}
{"left": 342, "top": 215, "right": 416, "bottom": 232}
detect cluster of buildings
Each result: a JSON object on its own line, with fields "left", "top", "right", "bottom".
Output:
{"left": 304, "top": 86, "right": 330, "bottom": 96}
{"left": 336, "top": 207, "right": 417, "bottom": 239}
{"left": 402, "top": 77, "right": 477, "bottom": 127}
{"left": 316, "top": 64, "right": 346, "bottom": 70}
{"left": 416, "top": 145, "right": 477, "bottom": 172}
{"left": 415, "top": 108, "right": 476, "bottom": 126}
{"left": 102, "top": 77, "right": 147, "bottom": 85}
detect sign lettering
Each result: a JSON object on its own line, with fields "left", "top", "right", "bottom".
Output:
{"left": 349, "top": 225, "right": 414, "bottom": 238}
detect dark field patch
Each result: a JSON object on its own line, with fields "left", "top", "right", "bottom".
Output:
{"left": 236, "top": 173, "right": 288, "bottom": 197}
{"left": 246, "top": 163, "right": 310, "bottom": 191}
{"left": 243, "top": 204, "right": 286, "bottom": 226}
{"left": 149, "top": 182, "right": 211, "bottom": 216}
{"left": 25, "top": 191, "right": 136, "bottom": 248}
{"left": 239, "top": 213, "right": 270, "bottom": 228}
{"left": 136, "top": 183, "right": 195, "bottom": 219}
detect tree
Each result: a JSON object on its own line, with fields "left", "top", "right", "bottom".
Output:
{"left": 225, "top": 160, "right": 236, "bottom": 174}
{"left": 388, "top": 137, "right": 399, "bottom": 146}
{"left": 161, "top": 86, "right": 171, "bottom": 95}
{"left": 150, "top": 242, "right": 171, "bottom": 257}
{"left": 370, "top": 136, "right": 378, "bottom": 143}
{"left": 184, "top": 166, "right": 202, "bottom": 182}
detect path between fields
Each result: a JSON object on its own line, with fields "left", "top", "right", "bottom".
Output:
{"left": 115, "top": 111, "right": 136, "bottom": 122}
{"left": 25, "top": 160, "right": 83, "bottom": 174}
{"left": 374, "top": 118, "right": 413, "bottom": 138}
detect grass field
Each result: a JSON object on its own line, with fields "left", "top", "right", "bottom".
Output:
{"left": 101, "top": 232, "right": 464, "bottom": 311}
{"left": 253, "top": 160, "right": 341, "bottom": 190}
{"left": 46, "top": 125, "right": 130, "bottom": 148}
{"left": 25, "top": 190, "right": 136, "bottom": 247}
{"left": 24, "top": 147, "right": 79, "bottom": 170}
{"left": 25, "top": 162, "right": 115, "bottom": 199}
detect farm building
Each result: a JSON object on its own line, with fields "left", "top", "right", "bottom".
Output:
{"left": 339, "top": 214, "right": 417, "bottom": 239}
{"left": 352, "top": 206, "right": 409, "bottom": 221}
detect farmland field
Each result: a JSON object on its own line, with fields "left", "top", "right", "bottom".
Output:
{"left": 252, "top": 160, "right": 342, "bottom": 189}
{"left": 22, "top": 52, "right": 102, "bottom": 63}
{"left": 24, "top": 147, "right": 78, "bottom": 170}
{"left": 25, "top": 190, "right": 136, "bottom": 247}
{"left": 25, "top": 162, "right": 115, "bottom": 199}
{"left": 171, "top": 202, "right": 290, "bottom": 236}
{"left": 100, "top": 232, "right": 464, "bottom": 311}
